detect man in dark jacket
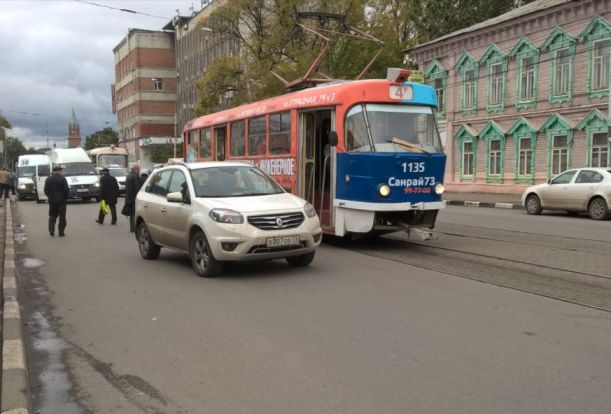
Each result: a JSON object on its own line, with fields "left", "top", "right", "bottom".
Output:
{"left": 96, "top": 168, "right": 119, "bottom": 225}
{"left": 44, "top": 166, "right": 69, "bottom": 237}
{"left": 124, "top": 165, "right": 141, "bottom": 232}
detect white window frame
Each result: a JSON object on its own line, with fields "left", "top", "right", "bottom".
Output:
{"left": 554, "top": 48, "right": 570, "bottom": 97}
{"left": 592, "top": 39, "right": 610, "bottom": 92}
{"left": 518, "top": 136, "right": 532, "bottom": 176}
{"left": 462, "top": 140, "right": 474, "bottom": 176}
{"left": 519, "top": 56, "right": 535, "bottom": 102}
{"left": 489, "top": 63, "right": 503, "bottom": 106}
{"left": 591, "top": 132, "right": 609, "bottom": 168}
{"left": 464, "top": 69, "right": 476, "bottom": 109}
{"left": 552, "top": 134, "right": 569, "bottom": 175}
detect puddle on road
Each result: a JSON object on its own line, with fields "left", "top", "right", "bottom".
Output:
{"left": 22, "top": 257, "right": 46, "bottom": 268}
{"left": 30, "top": 311, "right": 81, "bottom": 414}
{"left": 13, "top": 223, "right": 28, "bottom": 244}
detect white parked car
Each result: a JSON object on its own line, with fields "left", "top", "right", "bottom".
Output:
{"left": 521, "top": 168, "right": 611, "bottom": 220}
{"left": 135, "top": 162, "right": 323, "bottom": 277}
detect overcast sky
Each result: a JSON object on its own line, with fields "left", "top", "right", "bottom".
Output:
{"left": 0, "top": 0, "right": 199, "bottom": 148}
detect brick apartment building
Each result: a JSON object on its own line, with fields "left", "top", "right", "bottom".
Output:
{"left": 112, "top": 29, "right": 177, "bottom": 167}
{"left": 407, "top": 0, "right": 610, "bottom": 194}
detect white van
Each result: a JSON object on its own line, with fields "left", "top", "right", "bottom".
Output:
{"left": 36, "top": 148, "right": 100, "bottom": 202}
{"left": 17, "top": 154, "right": 50, "bottom": 201}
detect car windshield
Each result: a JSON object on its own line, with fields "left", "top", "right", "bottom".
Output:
{"left": 108, "top": 169, "right": 127, "bottom": 177}
{"left": 59, "top": 162, "right": 97, "bottom": 176}
{"left": 345, "top": 104, "right": 443, "bottom": 153}
{"left": 17, "top": 166, "right": 36, "bottom": 177}
{"left": 98, "top": 155, "right": 127, "bottom": 167}
{"left": 191, "top": 166, "right": 284, "bottom": 198}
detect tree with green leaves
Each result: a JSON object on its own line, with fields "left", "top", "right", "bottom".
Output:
{"left": 2, "top": 136, "right": 27, "bottom": 169}
{"left": 195, "top": 0, "right": 531, "bottom": 114}
{"left": 0, "top": 113, "right": 11, "bottom": 141}
{"left": 407, "top": 0, "right": 531, "bottom": 44}
{"left": 83, "top": 127, "right": 119, "bottom": 151}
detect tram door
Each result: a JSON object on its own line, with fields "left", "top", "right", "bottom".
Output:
{"left": 299, "top": 109, "right": 334, "bottom": 228}
{"left": 214, "top": 126, "right": 226, "bottom": 161}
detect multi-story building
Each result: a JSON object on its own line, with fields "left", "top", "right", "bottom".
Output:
{"left": 112, "top": 29, "right": 177, "bottom": 166}
{"left": 407, "top": 0, "right": 610, "bottom": 194}
{"left": 162, "top": 0, "right": 240, "bottom": 135}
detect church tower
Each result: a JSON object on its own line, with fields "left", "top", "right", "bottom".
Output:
{"left": 68, "top": 108, "right": 81, "bottom": 148}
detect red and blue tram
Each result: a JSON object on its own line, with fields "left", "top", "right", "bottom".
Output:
{"left": 183, "top": 69, "right": 447, "bottom": 238}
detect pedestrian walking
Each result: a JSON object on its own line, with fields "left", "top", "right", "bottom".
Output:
{"left": 95, "top": 167, "right": 119, "bottom": 225}
{"left": 7, "top": 169, "right": 17, "bottom": 203}
{"left": 124, "top": 165, "right": 141, "bottom": 232}
{"left": 44, "top": 166, "right": 69, "bottom": 237}
{"left": 0, "top": 167, "right": 9, "bottom": 200}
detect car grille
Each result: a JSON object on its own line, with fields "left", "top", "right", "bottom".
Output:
{"left": 247, "top": 242, "right": 307, "bottom": 254}
{"left": 247, "top": 212, "right": 305, "bottom": 230}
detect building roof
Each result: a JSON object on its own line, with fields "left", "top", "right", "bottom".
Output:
{"left": 406, "top": 0, "right": 575, "bottom": 53}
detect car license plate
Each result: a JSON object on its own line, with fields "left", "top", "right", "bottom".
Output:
{"left": 76, "top": 189, "right": 88, "bottom": 192}
{"left": 266, "top": 235, "right": 300, "bottom": 248}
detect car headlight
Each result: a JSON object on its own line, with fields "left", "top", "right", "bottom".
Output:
{"left": 94, "top": 181, "right": 100, "bottom": 188}
{"left": 18, "top": 184, "right": 26, "bottom": 190}
{"left": 209, "top": 209, "right": 244, "bottom": 224}
{"left": 304, "top": 202, "right": 317, "bottom": 218}
{"left": 434, "top": 183, "right": 445, "bottom": 195}
{"left": 378, "top": 184, "right": 391, "bottom": 197}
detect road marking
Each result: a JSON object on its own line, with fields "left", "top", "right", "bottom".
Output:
{"left": 2, "top": 339, "right": 25, "bottom": 370}
{"left": 3, "top": 276, "right": 16, "bottom": 290}
{"left": 4, "top": 300, "right": 20, "bottom": 319}
{"left": 4, "top": 260, "right": 15, "bottom": 269}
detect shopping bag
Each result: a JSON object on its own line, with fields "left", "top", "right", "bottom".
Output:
{"left": 100, "top": 199, "right": 110, "bottom": 215}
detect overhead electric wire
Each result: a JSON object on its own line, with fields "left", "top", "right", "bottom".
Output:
{"left": 73, "top": 0, "right": 168, "bottom": 19}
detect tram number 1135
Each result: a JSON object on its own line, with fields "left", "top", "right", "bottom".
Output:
{"left": 402, "top": 162, "right": 425, "bottom": 173}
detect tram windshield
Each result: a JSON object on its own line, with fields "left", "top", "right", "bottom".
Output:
{"left": 345, "top": 104, "right": 442, "bottom": 153}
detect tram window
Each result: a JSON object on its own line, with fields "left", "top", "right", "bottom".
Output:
{"left": 248, "top": 116, "right": 267, "bottom": 156}
{"left": 230, "top": 121, "right": 245, "bottom": 157}
{"left": 187, "top": 130, "right": 198, "bottom": 162}
{"left": 345, "top": 105, "right": 370, "bottom": 152}
{"left": 199, "top": 128, "right": 211, "bottom": 159}
{"left": 270, "top": 112, "right": 291, "bottom": 154}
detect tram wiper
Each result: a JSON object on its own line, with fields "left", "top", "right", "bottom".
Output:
{"left": 387, "top": 137, "right": 431, "bottom": 155}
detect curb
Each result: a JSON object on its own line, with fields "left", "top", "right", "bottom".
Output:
{"left": 2, "top": 202, "right": 31, "bottom": 414}
{"left": 446, "top": 199, "right": 523, "bottom": 210}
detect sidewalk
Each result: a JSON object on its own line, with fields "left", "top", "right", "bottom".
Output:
{"left": 443, "top": 192, "right": 523, "bottom": 209}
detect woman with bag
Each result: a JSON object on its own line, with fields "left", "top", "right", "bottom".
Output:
{"left": 95, "top": 167, "right": 119, "bottom": 225}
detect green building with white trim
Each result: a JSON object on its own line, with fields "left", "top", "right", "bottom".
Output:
{"left": 406, "top": 0, "right": 610, "bottom": 194}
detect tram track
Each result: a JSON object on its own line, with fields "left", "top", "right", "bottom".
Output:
{"left": 326, "top": 229, "right": 611, "bottom": 313}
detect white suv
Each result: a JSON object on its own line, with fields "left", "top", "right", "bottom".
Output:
{"left": 135, "top": 162, "right": 323, "bottom": 277}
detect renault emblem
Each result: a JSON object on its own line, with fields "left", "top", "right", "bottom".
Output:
{"left": 276, "top": 217, "right": 284, "bottom": 227}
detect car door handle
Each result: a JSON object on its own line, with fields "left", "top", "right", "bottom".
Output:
{"left": 143, "top": 203, "right": 149, "bottom": 208}
{"left": 161, "top": 208, "right": 167, "bottom": 213}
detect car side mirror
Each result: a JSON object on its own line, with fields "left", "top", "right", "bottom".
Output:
{"left": 167, "top": 192, "right": 184, "bottom": 203}
{"left": 546, "top": 178, "right": 552, "bottom": 184}
{"left": 328, "top": 131, "right": 338, "bottom": 147}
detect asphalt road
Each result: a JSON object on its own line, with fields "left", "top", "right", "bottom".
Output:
{"left": 14, "top": 201, "right": 611, "bottom": 414}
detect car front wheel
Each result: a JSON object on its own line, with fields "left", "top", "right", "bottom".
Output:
{"left": 525, "top": 195, "right": 542, "bottom": 215}
{"left": 286, "top": 251, "right": 316, "bottom": 267}
{"left": 588, "top": 198, "right": 608, "bottom": 220}
{"left": 190, "top": 231, "right": 223, "bottom": 277}
{"left": 137, "top": 222, "right": 161, "bottom": 259}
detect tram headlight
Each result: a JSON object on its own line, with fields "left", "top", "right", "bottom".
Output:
{"left": 378, "top": 184, "right": 391, "bottom": 197}
{"left": 304, "top": 202, "right": 317, "bottom": 218}
{"left": 434, "top": 183, "right": 445, "bottom": 195}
